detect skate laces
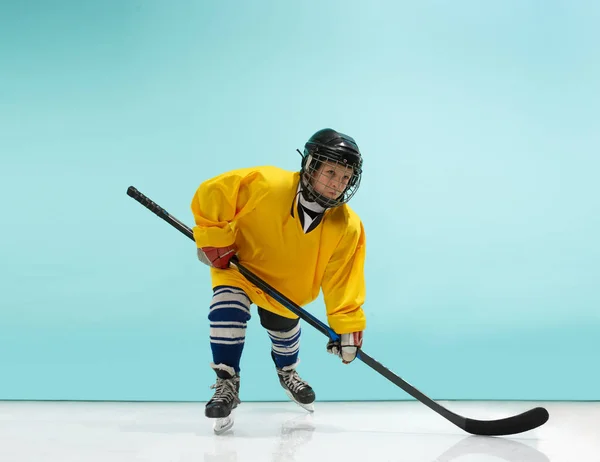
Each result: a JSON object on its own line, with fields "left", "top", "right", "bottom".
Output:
{"left": 209, "top": 377, "right": 239, "bottom": 404}
{"left": 279, "top": 369, "right": 309, "bottom": 394}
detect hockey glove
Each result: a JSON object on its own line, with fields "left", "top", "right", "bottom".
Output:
{"left": 327, "top": 331, "right": 363, "bottom": 364}
{"left": 197, "top": 245, "right": 237, "bottom": 269}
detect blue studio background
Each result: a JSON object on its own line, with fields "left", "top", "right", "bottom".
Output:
{"left": 1, "top": 1, "right": 599, "bottom": 402}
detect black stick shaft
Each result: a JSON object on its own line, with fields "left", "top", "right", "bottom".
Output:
{"left": 126, "top": 185, "right": 549, "bottom": 436}
{"left": 127, "top": 186, "right": 194, "bottom": 242}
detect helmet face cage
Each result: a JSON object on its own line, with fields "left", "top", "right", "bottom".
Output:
{"left": 300, "top": 148, "right": 362, "bottom": 208}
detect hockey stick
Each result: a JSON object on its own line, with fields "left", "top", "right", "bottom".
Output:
{"left": 126, "top": 185, "right": 549, "bottom": 436}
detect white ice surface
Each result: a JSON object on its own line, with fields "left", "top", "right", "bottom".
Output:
{"left": 0, "top": 400, "right": 597, "bottom": 461}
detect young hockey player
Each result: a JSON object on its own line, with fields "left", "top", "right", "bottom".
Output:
{"left": 190, "top": 128, "right": 367, "bottom": 433}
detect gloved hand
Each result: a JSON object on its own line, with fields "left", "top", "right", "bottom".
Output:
{"left": 197, "top": 245, "right": 237, "bottom": 269}
{"left": 327, "top": 331, "right": 363, "bottom": 364}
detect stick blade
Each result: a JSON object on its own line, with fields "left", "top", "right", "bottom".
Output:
{"left": 464, "top": 406, "right": 549, "bottom": 436}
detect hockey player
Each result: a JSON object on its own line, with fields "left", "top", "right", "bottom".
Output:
{"left": 190, "top": 128, "right": 367, "bottom": 432}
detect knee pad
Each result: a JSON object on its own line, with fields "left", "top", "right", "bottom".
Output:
{"left": 208, "top": 285, "right": 252, "bottom": 324}
{"left": 208, "top": 286, "right": 251, "bottom": 349}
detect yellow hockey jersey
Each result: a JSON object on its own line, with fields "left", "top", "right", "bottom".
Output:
{"left": 190, "top": 165, "right": 366, "bottom": 334}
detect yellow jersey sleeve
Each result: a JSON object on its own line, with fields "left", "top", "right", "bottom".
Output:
{"left": 321, "top": 214, "right": 367, "bottom": 334}
{"left": 190, "top": 168, "right": 269, "bottom": 248}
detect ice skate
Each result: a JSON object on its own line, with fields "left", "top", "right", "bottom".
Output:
{"left": 275, "top": 360, "right": 315, "bottom": 413}
{"left": 205, "top": 363, "right": 241, "bottom": 434}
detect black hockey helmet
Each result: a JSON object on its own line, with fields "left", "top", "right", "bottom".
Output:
{"left": 298, "top": 128, "right": 363, "bottom": 208}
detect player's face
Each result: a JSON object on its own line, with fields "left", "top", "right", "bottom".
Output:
{"left": 311, "top": 160, "right": 353, "bottom": 200}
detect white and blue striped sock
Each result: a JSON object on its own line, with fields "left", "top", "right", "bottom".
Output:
{"left": 208, "top": 285, "right": 252, "bottom": 374}
{"left": 268, "top": 323, "right": 301, "bottom": 369}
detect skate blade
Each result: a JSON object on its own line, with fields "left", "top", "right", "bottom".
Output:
{"left": 298, "top": 402, "right": 314, "bottom": 413}
{"left": 213, "top": 415, "right": 234, "bottom": 435}
{"left": 284, "top": 390, "right": 314, "bottom": 413}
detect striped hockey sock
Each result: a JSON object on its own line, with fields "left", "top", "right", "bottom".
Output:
{"left": 208, "top": 285, "right": 252, "bottom": 374}
{"left": 267, "top": 323, "right": 301, "bottom": 369}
